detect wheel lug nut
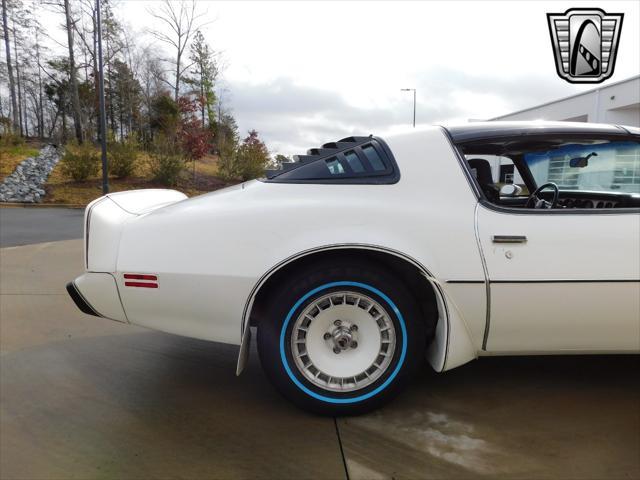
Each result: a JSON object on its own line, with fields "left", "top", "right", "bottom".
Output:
{"left": 351, "top": 341, "right": 358, "bottom": 349}
{"left": 323, "top": 332, "right": 331, "bottom": 340}
{"left": 333, "top": 347, "right": 341, "bottom": 354}
{"left": 350, "top": 324, "right": 358, "bottom": 332}
{"left": 334, "top": 319, "right": 342, "bottom": 326}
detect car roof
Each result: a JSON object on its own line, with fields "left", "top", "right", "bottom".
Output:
{"left": 442, "top": 121, "right": 631, "bottom": 143}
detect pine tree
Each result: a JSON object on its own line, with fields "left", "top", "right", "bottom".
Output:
{"left": 185, "top": 30, "right": 217, "bottom": 128}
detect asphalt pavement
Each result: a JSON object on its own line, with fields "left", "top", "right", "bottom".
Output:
{"left": 0, "top": 207, "right": 84, "bottom": 247}
{"left": 1, "top": 208, "right": 639, "bottom": 479}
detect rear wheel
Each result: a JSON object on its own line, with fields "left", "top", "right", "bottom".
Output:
{"left": 257, "top": 258, "right": 427, "bottom": 415}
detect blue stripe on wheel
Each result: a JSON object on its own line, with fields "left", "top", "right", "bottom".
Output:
{"left": 279, "top": 281, "right": 407, "bottom": 404}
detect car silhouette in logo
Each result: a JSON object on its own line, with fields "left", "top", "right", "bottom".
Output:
{"left": 547, "top": 8, "right": 623, "bottom": 84}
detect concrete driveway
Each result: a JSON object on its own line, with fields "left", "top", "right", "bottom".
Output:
{"left": 1, "top": 208, "right": 639, "bottom": 479}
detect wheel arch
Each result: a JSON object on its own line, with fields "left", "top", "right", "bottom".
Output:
{"left": 236, "top": 244, "right": 462, "bottom": 375}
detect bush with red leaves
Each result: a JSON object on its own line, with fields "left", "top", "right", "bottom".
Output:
{"left": 177, "top": 96, "right": 212, "bottom": 161}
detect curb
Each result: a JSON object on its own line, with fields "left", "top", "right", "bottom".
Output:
{"left": 0, "top": 203, "right": 86, "bottom": 209}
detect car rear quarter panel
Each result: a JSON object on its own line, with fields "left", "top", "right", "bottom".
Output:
{"left": 115, "top": 128, "right": 486, "bottom": 366}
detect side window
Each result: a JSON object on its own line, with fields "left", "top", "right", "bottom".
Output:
{"left": 461, "top": 136, "right": 640, "bottom": 210}
{"left": 495, "top": 158, "right": 528, "bottom": 195}
{"left": 525, "top": 141, "right": 640, "bottom": 194}
{"left": 465, "top": 155, "right": 528, "bottom": 198}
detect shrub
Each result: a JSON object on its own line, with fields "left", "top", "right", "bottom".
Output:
{"left": 216, "top": 130, "right": 269, "bottom": 181}
{"left": 60, "top": 142, "right": 100, "bottom": 181}
{"left": 108, "top": 138, "right": 139, "bottom": 178}
{"left": 216, "top": 139, "right": 238, "bottom": 181}
{"left": 148, "top": 136, "right": 185, "bottom": 187}
{"left": 235, "top": 130, "right": 270, "bottom": 181}
{"left": 150, "top": 94, "right": 179, "bottom": 137}
{"left": 177, "top": 96, "right": 212, "bottom": 161}
{"left": 0, "top": 132, "right": 25, "bottom": 147}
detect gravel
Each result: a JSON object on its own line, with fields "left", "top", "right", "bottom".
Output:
{"left": 0, "top": 145, "right": 61, "bottom": 203}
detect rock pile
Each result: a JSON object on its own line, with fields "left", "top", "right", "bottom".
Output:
{"left": 0, "top": 145, "right": 60, "bottom": 203}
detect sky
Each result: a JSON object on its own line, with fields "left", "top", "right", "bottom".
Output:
{"left": 39, "top": 1, "right": 640, "bottom": 156}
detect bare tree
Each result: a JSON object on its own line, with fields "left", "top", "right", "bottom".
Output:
{"left": 72, "top": 0, "right": 124, "bottom": 140}
{"left": 138, "top": 45, "right": 166, "bottom": 143}
{"left": 23, "top": 24, "right": 46, "bottom": 138}
{"left": 11, "top": 12, "right": 28, "bottom": 136}
{"left": 148, "top": 0, "right": 208, "bottom": 102}
{"left": 1, "top": 0, "right": 19, "bottom": 132}
{"left": 62, "top": 0, "right": 83, "bottom": 142}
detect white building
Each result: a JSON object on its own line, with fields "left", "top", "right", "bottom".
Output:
{"left": 492, "top": 75, "right": 640, "bottom": 126}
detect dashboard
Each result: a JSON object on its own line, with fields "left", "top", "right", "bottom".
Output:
{"left": 555, "top": 190, "right": 640, "bottom": 209}
{"left": 499, "top": 190, "right": 640, "bottom": 209}
{"left": 557, "top": 197, "right": 620, "bottom": 209}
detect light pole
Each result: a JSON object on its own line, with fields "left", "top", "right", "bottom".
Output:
{"left": 400, "top": 88, "right": 416, "bottom": 128}
{"left": 96, "top": 0, "right": 108, "bottom": 194}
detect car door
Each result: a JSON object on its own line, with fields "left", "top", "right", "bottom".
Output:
{"left": 473, "top": 135, "right": 640, "bottom": 353}
{"left": 477, "top": 207, "right": 640, "bottom": 352}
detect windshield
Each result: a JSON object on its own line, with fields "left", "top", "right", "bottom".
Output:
{"left": 523, "top": 140, "right": 640, "bottom": 194}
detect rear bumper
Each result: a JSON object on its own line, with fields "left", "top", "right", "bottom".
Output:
{"left": 66, "top": 282, "right": 100, "bottom": 317}
{"left": 66, "top": 273, "right": 128, "bottom": 323}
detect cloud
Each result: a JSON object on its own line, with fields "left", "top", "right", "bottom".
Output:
{"left": 226, "top": 70, "right": 579, "bottom": 156}
{"left": 225, "top": 77, "right": 450, "bottom": 155}
{"left": 413, "top": 68, "right": 578, "bottom": 119}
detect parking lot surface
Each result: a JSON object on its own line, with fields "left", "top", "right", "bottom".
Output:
{"left": 0, "top": 207, "right": 84, "bottom": 247}
{"left": 1, "top": 209, "right": 639, "bottom": 479}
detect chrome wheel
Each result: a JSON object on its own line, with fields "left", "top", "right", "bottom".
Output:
{"left": 290, "top": 290, "right": 396, "bottom": 392}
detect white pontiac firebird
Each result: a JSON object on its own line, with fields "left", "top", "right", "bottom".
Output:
{"left": 67, "top": 121, "right": 640, "bottom": 415}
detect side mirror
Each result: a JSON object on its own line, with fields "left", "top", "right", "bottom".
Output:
{"left": 569, "top": 151, "right": 597, "bottom": 168}
{"left": 500, "top": 184, "right": 523, "bottom": 197}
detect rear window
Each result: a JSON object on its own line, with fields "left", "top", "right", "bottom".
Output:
{"left": 344, "top": 151, "right": 365, "bottom": 173}
{"left": 265, "top": 136, "right": 399, "bottom": 184}
{"left": 362, "top": 146, "right": 386, "bottom": 171}
{"left": 326, "top": 157, "right": 345, "bottom": 174}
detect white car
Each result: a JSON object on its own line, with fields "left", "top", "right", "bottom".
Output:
{"left": 67, "top": 121, "right": 640, "bottom": 415}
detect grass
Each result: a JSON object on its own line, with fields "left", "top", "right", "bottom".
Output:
{"left": 0, "top": 142, "right": 42, "bottom": 182}
{"left": 44, "top": 151, "right": 233, "bottom": 205}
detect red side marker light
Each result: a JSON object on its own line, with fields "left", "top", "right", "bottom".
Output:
{"left": 124, "top": 274, "right": 157, "bottom": 281}
{"left": 124, "top": 273, "right": 158, "bottom": 288}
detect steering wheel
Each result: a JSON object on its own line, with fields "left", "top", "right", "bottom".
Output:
{"left": 526, "top": 182, "right": 560, "bottom": 209}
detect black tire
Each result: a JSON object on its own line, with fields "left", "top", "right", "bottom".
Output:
{"left": 257, "top": 257, "right": 428, "bottom": 416}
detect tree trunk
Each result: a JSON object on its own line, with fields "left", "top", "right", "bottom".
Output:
{"left": 2, "top": 0, "right": 19, "bottom": 133}
{"left": 107, "top": 64, "right": 115, "bottom": 134}
{"left": 12, "top": 21, "right": 23, "bottom": 136}
{"left": 64, "top": 0, "right": 84, "bottom": 143}
{"left": 28, "top": 94, "right": 38, "bottom": 137}
{"left": 174, "top": 50, "right": 180, "bottom": 101}
{"left": 106, "top": 32, "right": 115, "bottom": 135}
{"left": 36, "top": 35, "right": 45, "bottom": 138}
{"left": 48, "top": 109, "right": 60, "bottom": 138}
{"left": 119, "top": 84, "right": 123, "bottom": 140}
{"left": 61, "top": 101, "right": 67, "bottom": 143}
{"left": 200, "top": 74, "right": 205, "bottom": 128}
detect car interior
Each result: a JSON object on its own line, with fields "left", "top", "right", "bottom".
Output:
{"left": 459, "top": 136, "right": 640, "bottom": 210}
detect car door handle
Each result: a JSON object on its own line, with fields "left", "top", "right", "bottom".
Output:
{"left": 492, "top": 235, "right": 527, "bottom": 244}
